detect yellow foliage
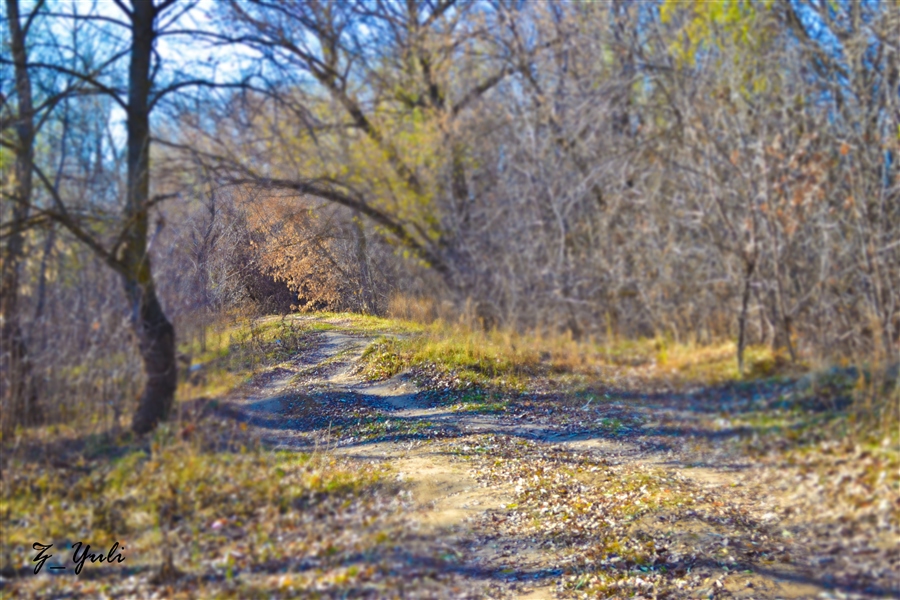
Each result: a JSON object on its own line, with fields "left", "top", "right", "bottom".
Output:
{"left": 661, "top": 0, "right": 770, "bottom": 60}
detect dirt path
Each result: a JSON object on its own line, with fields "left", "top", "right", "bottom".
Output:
{"left": 220, "top": 320, "right": 898, "bottom": 599}
{"left": 227, "top": 329, "right": 540, "bottom": 596}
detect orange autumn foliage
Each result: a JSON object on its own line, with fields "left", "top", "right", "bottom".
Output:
{"left": 241, "top": 192, "right": 381, "bottom": 313}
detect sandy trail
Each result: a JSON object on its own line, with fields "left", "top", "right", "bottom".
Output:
{"left": 221, "top": 321, "right": 897, "bottom": 599}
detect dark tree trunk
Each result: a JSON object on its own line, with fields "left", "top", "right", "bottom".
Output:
{"left": 2, "top": 0, "right": 41, "bottom": 428}
{"left": 124, "top": 1, "right": 177, "bottom": 434}
{"left": 737, "top": 258, "right": 756, "bottom": 374}
{"left": 450, "top": 144, "right": 471, "bottom": 228}
{"left": 127, "top": 279, "right": 177, "bottom": 434}
{"left": 353, "top": 216, "right": 376, "bottom": 314}
{"left": 34, "top": 226, "right": 55, "bottom": 321}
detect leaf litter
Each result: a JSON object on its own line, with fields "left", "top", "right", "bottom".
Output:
{"left": 2, "top": 314, "right": 897, "bottom": 598}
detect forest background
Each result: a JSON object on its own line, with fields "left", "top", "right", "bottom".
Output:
{"left": 1, "top": 0, "right": 898, "bottom": 435}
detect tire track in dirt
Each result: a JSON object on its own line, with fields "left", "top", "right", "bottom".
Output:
{"left": 221, "top": 319, "right": 897, "bottom": 599}
{"left": 221, "top": 325, "right": 565, "bottom": 597}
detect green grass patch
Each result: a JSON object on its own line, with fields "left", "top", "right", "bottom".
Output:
{"left": 359, "top": 324, "right": 541, "bottom": 388}
{"left": 339, "top": 414, "right": 435, "bottom": 441}
{"left": 447, "top": 388, "right": 509, "bottom": 414}
{"left": 302, "top": 312, "right": 425, "bottom": 336}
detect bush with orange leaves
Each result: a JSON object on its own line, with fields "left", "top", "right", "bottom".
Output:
{"left": 242, "top": 191, "right": 392, "bottom": 315}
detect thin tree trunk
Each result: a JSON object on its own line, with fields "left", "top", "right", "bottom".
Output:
{"left": 34, "top": 226, "right": 55, "bottom": 321}
{"left": 450, "top": 144, "right": 471, "bottom": 228}
{"left": 2, "top": 0, "right": 40, "bottom": 428}
{"left": 353, "top": 216, "right": 376, "bottom": 314}
{"left": 125, "top": 1, "right": 177, "bottom": 435}
{"left": 737, "top": 258, "right": 756, "bottom": 374}
{"left": 760, "top": 147, "right": 797, "bottom": 363}
{"left": 772, "top": 261, "right": 797, "bottom": 362}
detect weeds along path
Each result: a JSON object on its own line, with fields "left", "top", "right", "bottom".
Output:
{"left": 220, "top": 317, "right": 898, "bottom": 600}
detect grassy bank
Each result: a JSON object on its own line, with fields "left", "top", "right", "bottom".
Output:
{"left": 356, "top": 318, "right": 898, "bottom": 449}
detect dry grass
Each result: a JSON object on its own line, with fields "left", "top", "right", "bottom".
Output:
{"left": 2, "top": 311, "right": 896, "bottom": 598}
{"left": 358, "top": 320, "right": 790, "bottom": 388}
{"left": 386, "top": 294, "right": 444, "bottom": 324}
{"left": 1, "top": 422, "right": 403, "bottom": 598}
{"left": 0, "top": 313, "right": 411, "bottom": 597}
{"left": 356, "top": 317, "right": 897, "bottom": 446}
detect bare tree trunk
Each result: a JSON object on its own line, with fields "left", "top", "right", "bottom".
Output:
{"left": 193, "top": 191, "right": 219, "bottom": 352}
{"left": 737, "top": 258, "right": 756, "bottom": 374}
{"left": 2, "top": 0, "right": 41, "bottom": 427}
{"left": 127, "top": 278, "right": 177, "bottom": 434}
{"left": 34, "top": 226, "right": 55, "bottom": 321}
{"left": 125, "top": 1, "right": 176, "bottom": 435}
{"left": 770, "top": 252, "right": 797, "bottom": 363}
{"left": 353, "top": 216, "right": 376, "bottom": 315}
{"left": 450, "top": 145, "right": 471, "bottom": 228}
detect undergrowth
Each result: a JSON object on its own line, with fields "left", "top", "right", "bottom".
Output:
{"left": 1, "top": 437, "right": 402, "bottom": 597}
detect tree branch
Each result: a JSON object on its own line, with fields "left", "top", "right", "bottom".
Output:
{"left": 32, "top": 163, "right": 126, "bottom": 275}
{"left": 227, "top": 176, "right": 450, "bottom": 275}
